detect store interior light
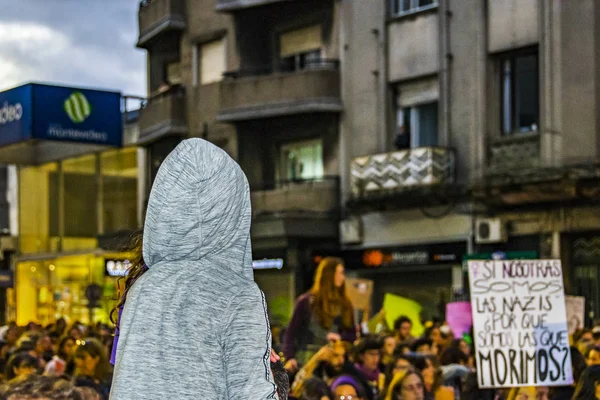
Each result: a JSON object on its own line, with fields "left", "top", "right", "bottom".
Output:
{"left": 30, "top": 266, "right": 36, "bottom": 272}
{"left": 252, "top": 258, "right": 284, "bottom": 270}
{"left": 49, "top": 264, "right": 55, "bottom": 271}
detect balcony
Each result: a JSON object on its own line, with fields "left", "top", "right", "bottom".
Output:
{"left": 251, "top": 177, "right": 339, "bottom": 217}
{"left": 217, "top": 60, "right": 342, "bottom": 122}
{"left": 138, "top": 88, "right": 187, "bottom": 145}
{"left": 488, "top": 133, "right": 540, "bottom": 173}
{"left": 216, "top": 0, "right": 289, "bottom": 12}
{"left": 350, "top": 147, "right": 456, "bottom": 199}
{"left": 137, "top": 0, "right": 186, "bottom": 48}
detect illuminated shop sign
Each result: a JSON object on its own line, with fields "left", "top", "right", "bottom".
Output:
{"left": 317, "top": 242, "right": 466, "bottom": 270}
{"left": 105, "top": 259, "right": 132, "bottom": 277}
{"left": 252, "top": 258, "right": 284, "bottom": 270}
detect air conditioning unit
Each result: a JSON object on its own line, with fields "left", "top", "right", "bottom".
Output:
{"left": 475, "top": 218, "right": 507, "bottom": 244}
{"left": 340, "top": 218, "right": 363, "bottom": 245}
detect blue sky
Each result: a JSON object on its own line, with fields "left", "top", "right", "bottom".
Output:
{"left": 0, "top": 0, "right": 146, "bottom": 96}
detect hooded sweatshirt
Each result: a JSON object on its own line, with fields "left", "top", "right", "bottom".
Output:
{"left": 110, "top": 138, "right": 278, "bottom": 399}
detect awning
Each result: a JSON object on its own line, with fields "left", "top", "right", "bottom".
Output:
{"left": 0, "top": 83, "right": 123, "bottom": 165}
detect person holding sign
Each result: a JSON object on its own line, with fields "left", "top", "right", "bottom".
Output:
{"left": 283, "top": 257, "right": 356, "bottom": 371}
{"left": 467, "top": 259, "right": 573, "bottom": 390}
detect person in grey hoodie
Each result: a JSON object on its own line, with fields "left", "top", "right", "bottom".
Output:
{"left": 110, "top": 138, "right": 278, "bottom": 399}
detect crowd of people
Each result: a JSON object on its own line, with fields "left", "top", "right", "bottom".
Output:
{"left": 275, "top": 256, "right": 600, "bottom": 400}
{"left": 0, "top": 257, "right": 598, "bottom": 399}
{"left": 0, "top": 319, "right": 113, "bottom": 399}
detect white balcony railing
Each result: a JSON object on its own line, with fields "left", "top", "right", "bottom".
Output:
{"left": 351, "top": 147, "right": 455, "bottom": 197}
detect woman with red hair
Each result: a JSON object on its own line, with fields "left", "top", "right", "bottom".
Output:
{"left": 283, "top": 257, "right": 356, "bottom": 371}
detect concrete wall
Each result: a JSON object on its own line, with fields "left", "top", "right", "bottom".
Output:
{"left": 448, "top": 0, "right": 487, "bottom": 183}
{"left": 558, "top": 0, "right": 598, "bottom": 164}
{"left": 170, "top": 0, "right": 238, "bottom": 157}
{"left": 488, "top": 0, "right": 539, "bottom": 53}
{"left": 352, "top": 209, "right": 471, "bottom": 249}
{"left": 388, "top": 12, "right": 439, "bottom": 82}
{"left": 338, "top": 0, "right": 384, "bottom": 202}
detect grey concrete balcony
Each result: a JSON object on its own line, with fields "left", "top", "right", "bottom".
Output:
{"left": 217, "top": 60, "right": 342, "bottom": 122}
{"left": 216, "top": 0, "right": 289, "bottom": 12}
{"left": 251, "top": 177, "right": 340, "bottom": 217}
{"left": 350, "top": 147, "right": 456, "bottom": 199}
{"left": 488, "top": 133, "right": 541, "bottom": 173}
{"left": 137, "top": 0, "right": 186, "bottom": 48}
{"left": 138, "top": 88, "right": 187, "bottom": 145}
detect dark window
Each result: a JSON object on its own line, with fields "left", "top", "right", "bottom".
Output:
{"left": 501, "top": 52, "right": 539, "bottom": 135}
{"left": 280, "top": 49, "right": 322, "bottom": 72}
{"left": 395, "top": 102, "right": 438, "bottom": 150}
{"left": 390, "top": 0, "right": 437, "bottom": 17}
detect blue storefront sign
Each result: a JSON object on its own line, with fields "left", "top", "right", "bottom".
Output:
{"left": 0, "top": 83, "right": 122, "bottom": 148}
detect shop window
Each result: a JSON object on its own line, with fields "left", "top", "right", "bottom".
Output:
{"left": 101, "top": 148, "right": 139, "bottom": 233}
{"left": 19, "top": 163, "right": 59, "bottom": 254}
{"left": 280, "top": 139, "right": 324, "bottom": 182}
{"left": 54, "top": 154, "right": 98, "bottom": 238}
{"left": 390, "top": 0, "right": 437, "bottom": 17}
{"left": 501, "top": 51, "right": 539, "bottom": 135}
{"left": 279, "top": 25, "right": 323, "bottom": 72}
{"left": 395, "top": 102, "right": 438, "bottom": 150}
{"left": 200, "top": 38, "right": 226, "bottom": 85}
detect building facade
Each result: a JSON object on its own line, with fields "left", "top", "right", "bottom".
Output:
{"left": 135, "top": 0, "right": 600, "bottom": 324}
{"left": 0, "top": 83, "right": 143, "bottom": 325}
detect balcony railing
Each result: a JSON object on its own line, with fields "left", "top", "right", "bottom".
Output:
{"left": 138, "top": 87, "right": 187, "bottom": 144}
{"left": 488, "top": 133, "right": 540, "bottom": 173}
{"left": 216, "top": 0, "right": 290, "bottom": 12}
{"left": 138, "top": 0, "right": 186, "bottom": 48}
{"left": 223, "top": 59, "right": 341, "bottom": 79}
{"left": 251, "top": 177, "right": 340, "bottom": 217}
{"left": 350, "top": 147, "right": 455, "bottom": 198}
{"left": 218, "top": 59, "right": 341, "bottom": 121}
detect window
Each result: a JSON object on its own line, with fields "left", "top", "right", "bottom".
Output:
{"left": 200, "top": 38, "right": 226, "bottom": 85}
{"left": 280, "top": 139, "right": 323, "bottom": 181}
{"left": 279, "top": 25, "right": 323, "bottom": 72}
{"left": 501, "top": 52, "right": 538, "bottom": 135}
{"left": 395, "top": 102, "right": 438, "bottom": 150}
{"left": 390, "top": 0, "right": 437, "bottom": 17}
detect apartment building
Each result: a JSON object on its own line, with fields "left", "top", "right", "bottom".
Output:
{"left": 135, "top": 0, "right": 600, "bottom": 322}
{"left": 343, "top": 0, "right": 600, "bottom": 322}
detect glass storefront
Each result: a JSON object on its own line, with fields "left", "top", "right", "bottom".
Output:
{"left": 14, "top": 147, "right": 140, "bottom": 326}
{"left": 10, "top": 252, "right": 131, "bottom": 326}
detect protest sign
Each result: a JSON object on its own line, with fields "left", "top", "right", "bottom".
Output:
{"left": 345, "top": 278, "right": 374, "bottom": 311}
{"left": 468, "top": 260, "right": 572, "bottom": 388}
{"left": 565, "top": 295, "right": 585, "bottom": 335}
{"left": 383, "top": 293, "right": 424, "bottom": 337}
{"left": 446, "top": 301, "right": 472, "bottom": 339}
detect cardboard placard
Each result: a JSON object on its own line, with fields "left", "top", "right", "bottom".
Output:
{"left": 468, "top": 260, "right": 572, "bottom": 388}
{"left": 345, "top": 278, "right": 373, "bottom": 311}
{"left": 565, "top": 295, "right": 585, "bottom": 335}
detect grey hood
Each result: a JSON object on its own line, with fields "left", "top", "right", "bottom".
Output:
{"left": 142, "top": 138, "right": 254, "bottom": 280}
{"left": 111, "top": 138, "right": 278, "bottom": 399}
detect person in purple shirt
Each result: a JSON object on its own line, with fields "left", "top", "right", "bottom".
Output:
{"left": 283, "top": 257, "right": 356, "bottom": 372}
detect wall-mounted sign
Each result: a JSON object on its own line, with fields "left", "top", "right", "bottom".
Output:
{"left": 105, "top": 259, "right": 131, "bottom": 277}
{"left": 336, "top": 242, "right": 466, "bottom": 270}
{"left": 0, "top": 83, "right": 122, "bottom": 148}
{"left": 252, "top": 258, "right": 284, "bottom": 270}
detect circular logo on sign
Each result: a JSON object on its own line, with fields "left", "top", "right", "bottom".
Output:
{"left": 64, "top": 92, "right": 91, "bottom": 123}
